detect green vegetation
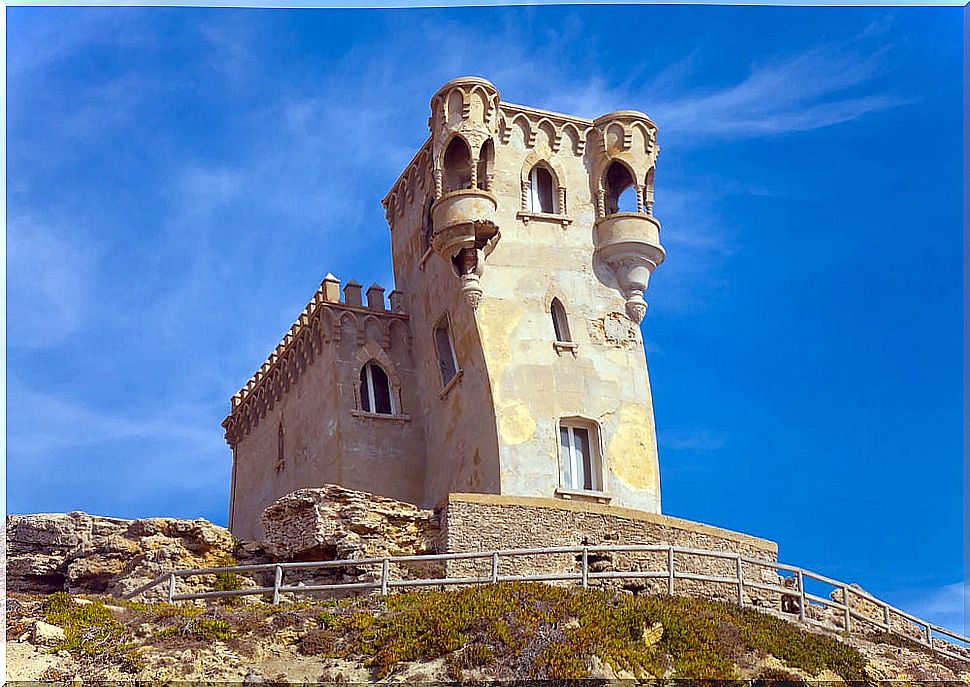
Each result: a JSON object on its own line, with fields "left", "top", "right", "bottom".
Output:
{"left": 41, "top": 593, "right": 142, "bottom": 672}
{"left": 295, "top": 582, "right": 868, "bottom": 680}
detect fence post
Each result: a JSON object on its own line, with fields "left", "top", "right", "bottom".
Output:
{"left": 735, "top": 555, "right": 744, "bottom": 607}
{"left": 883, "top": 604, "right": 891, "bottom": 632}
{"left": 796, "top": 571, "right": 806, "bottom": 622}
{"left": 667, "top": 547, "right": 675, "bottom": 596}
{"left": 842, "top": 585, "right": 851, "bottom": 633}
{"left": 581, "top": 547, "right": 589, "bottom": 589}
{"left": 926, "top": 624, "right": 933, "bottom": 649}
{"left": 167, "top": 573, "right": 176, "bottom": 603}
{"left": 272, "top": 565, "right": 283, "bottom": 605}
{"left": 491, "top": 552, "right": 499, "bottom": 584}
{"left": 380, "top": 558, "right": 389, "bottom": 596}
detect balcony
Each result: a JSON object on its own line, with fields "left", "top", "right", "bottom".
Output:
{"left": 431, "top": 189, "right": 499, "bottom": 258}
{"left": 593, "top": 213, "right": 665, "bottom": 323}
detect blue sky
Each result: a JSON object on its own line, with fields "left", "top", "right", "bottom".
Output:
{"left": 6, "top": 6, "right": 964, "bottom": 633}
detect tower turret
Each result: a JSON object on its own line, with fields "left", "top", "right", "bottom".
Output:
{"left": 590, "top": 111, "right": 665, "bottom": 323}
{"left": 428, "top": 77, "right": 502, "bottom": 309}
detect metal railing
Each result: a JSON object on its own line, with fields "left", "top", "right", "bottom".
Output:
{"left": 123, "top": 544, "right": 969, "bottom": 663}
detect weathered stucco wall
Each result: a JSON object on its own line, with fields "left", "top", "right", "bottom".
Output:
{"left": 229, "top": 301, "right": 429, "bottom": 541}
{"left": 387, "top": 80, "right": 662, "bottom": 513}
{"left": 390, "top": 187, "right": 503, "bottom": 507}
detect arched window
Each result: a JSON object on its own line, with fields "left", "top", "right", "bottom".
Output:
{"left": 551, "top": 298, "right": 571, "bottom": 343}
{"left": 603, "top": 161, "right": 637, "bottom": 215}
{"left": 443, "top": 136, "right": 472, "bottom": 193}
{"left": 434, "top": 316, "right": 460, "bottom": 387}
{"left": 359, "top": 361, "right": 394, "bottom": 415}
{"left": 529, "top": 165, "right": 556, "bottom": 214}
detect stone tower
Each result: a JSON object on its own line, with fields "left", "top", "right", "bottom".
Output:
{"left": 224, "top": 77, "right": 665, "bottom": 539}
{"left": 384, "top": 76, "right": 665, "bottom": 516}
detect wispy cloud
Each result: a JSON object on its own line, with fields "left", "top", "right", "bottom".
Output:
{"left": 7, "top": 216, "right": 97, "bottom": 349}
{"left": 660, "top": 429, "right": 726, "bottom": 452}
{"left": 652, "top": 45, "right": 906, "bottom": 137}
{"left": 896, "top": 582, "right": 966, "bottom": 637}
{"left": 544, "top": 34, "right": 907, "bottom": 140}
{"left": 7, "top": 385, "right": 223, "bottom": 459}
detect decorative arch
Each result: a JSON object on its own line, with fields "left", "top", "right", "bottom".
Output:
{"left": 560, "top": 122, "right": 583, "bottom": 155}
{"left": 535, "top": 118, "right": 558, "bottom": 150}
{"left": 363, "top": 314, "right": 390, "bottom": 349}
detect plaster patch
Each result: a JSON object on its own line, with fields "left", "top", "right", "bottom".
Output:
{"left": 608, "top": 402, "right": 659, "bottom": 491}
{"left": 497, "top": 399, "right": 537, "bottom": 446}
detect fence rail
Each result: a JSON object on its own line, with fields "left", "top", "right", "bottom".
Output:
{"left": 123, "top": 544, "right": 969, "bottom": 663}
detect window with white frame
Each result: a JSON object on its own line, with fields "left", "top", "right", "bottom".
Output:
{"left": 559, "top": 420, "right": 602, "bottom": 492}
{"left": 359, "top": 361, "right": 395, "bottom": 415}
{"left": 434, "top": 316, "right": 460, "bottom": 387}
{"left": 528, "top": 165, "right": 556, "bottom": 214}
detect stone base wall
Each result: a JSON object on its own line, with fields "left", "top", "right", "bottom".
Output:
{"left": 254, "top": 486, "right": 787, "bottom": 608}
{"left": 440, "top": 493, "right": 782, "bottom": 607}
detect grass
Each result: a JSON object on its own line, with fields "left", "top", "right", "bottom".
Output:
{"left": 40, "top": 584, "right": 954, "bottom": 681}
{"left": 295, "top": 582, "right": 869, "bottom": 680}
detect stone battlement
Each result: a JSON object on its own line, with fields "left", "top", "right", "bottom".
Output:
{"left": 222, "top": 273, "right": 408, "bottom": 448}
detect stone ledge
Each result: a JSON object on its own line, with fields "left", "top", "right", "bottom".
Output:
{"left": 445, "top": 492, "right": 777, "bottom": 554}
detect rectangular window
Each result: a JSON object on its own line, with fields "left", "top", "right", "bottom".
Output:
{"left": 559, "top": 422, "right": 601, "bottom": 492}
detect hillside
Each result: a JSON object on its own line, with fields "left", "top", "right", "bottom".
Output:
{"left": 6, "top": 512, "right": 968, "bottom": 683}
{"left": 8, "top": 586, "right": 970, "bottom": 682}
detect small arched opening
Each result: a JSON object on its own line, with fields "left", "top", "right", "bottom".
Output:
{"left": 603, "top": 160, "right": 638, "bottom": 215}
{"left": 551, "top": 298, "right": 571, "bottom": 343}
{"left": 443, "top": 136, "right": 473, "bottom": 193}
{"left": 477, "top": 139, "right": 495, "bottom": 191}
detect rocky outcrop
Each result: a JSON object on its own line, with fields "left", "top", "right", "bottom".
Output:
{"left": 6, "top": 512, "right": 236, "bottom": 600}
{"left": 260, "top": 484, "right": 441, "bottom": 561}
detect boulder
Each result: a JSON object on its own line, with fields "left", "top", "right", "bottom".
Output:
{"left": 260, "top": 484, "right": 441, "bottom": 561}
{"left": 31, "top": 621, "right": 66, "bottom": 646}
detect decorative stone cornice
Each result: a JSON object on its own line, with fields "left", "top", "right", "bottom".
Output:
{"left": 222, "top": 277, "right": 409, "bottom": 449}
{"left": 382, "top": 100, "right": 649, "bottom": 225}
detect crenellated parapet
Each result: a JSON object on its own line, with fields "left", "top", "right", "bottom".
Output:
{"left": 222, "top": 274, "right": 410, "bottom": 449}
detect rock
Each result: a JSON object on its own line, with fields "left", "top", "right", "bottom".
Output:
{"left": 31, "top": 621, "right": 66, "bottom": 646}
{"left": 6, "top": 512, "right": 237, "bottom": 600}
{"left": 642, "top": 621, "right": 663, "bottom": 646}
{"left": 260, "top": 485, "right": 441, "bottom": 561}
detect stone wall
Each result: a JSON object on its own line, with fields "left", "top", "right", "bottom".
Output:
{"left": 440, "top": 493, "right": 782, "bottom": 606}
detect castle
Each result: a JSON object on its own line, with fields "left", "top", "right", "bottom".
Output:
{"left": 224, "top": 78, "right": 667, "bottom": 541}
